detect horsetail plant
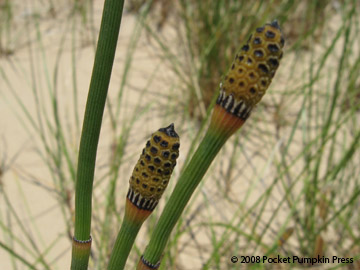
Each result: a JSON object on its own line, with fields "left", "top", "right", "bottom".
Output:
{"left": 138, "top": 20, "right": 285, "bottom": 269}
{"left": 108, "top": 124, "right": 180, "bottom": 270}
{"left": 71, "top": 0, "right": 125, "bottom": 269}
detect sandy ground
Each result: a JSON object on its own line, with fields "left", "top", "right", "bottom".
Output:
{"left": 0, "top": 2, "right": 162, "bottom": 269}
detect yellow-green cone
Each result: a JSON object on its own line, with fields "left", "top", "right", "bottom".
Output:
{"left": 125, "top": 124, "right": 180, "bottom": 223}
{"left": 210, "top": 20, "right": 284, "bottom": 137}
{"left": 108, "top": 124, "right": 180, "bottom": 270}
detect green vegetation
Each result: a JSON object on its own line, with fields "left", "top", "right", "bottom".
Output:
{"left": 0, "top": 0, "right": 359, "bottom": 269}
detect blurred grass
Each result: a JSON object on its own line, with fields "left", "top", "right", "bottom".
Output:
{"left": 0, "top": 0, "right": 359, "bottom": 269}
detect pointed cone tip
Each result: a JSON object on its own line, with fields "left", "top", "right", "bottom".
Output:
{"left": 159, "top": 123, "right": 179, "bottom": 138}
{"left": 269, "top": 19, "right": 280, "bottom": 30}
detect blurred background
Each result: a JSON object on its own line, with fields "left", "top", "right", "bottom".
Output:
{"left": 0, "top": 0, "right": 359, "bottom": 269}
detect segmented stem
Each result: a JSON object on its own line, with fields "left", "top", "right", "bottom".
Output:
{"left": 71, "top": 0, "right": 125, "bottom": 269}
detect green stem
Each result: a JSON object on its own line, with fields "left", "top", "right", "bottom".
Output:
{"left": 142, "top": 128, "right": 229, "bottom": 265}
{"left": 71, "top": 0, "right": 125, "bottom": 269}
{"left": 108, "top": 217, "right": 143, "bottom": 270}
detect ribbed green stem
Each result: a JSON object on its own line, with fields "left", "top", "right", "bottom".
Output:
{"left": 71, "top": 0, "right": 125, "bottom": 269}
{"left": 142, "top": 128, "right": 229, "bottom": 264}
{"left": 108, "top": 217, "right": 142, "bottom": 270}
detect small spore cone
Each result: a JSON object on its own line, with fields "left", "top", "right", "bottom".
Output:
{"left": 127, "top": 124, "right": 180, "bottom": 212}
{"left": 217, "top": 20, "right": 284, "bottom": 120}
